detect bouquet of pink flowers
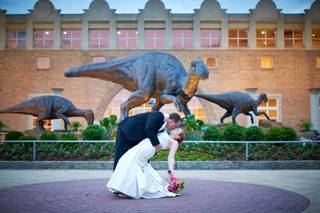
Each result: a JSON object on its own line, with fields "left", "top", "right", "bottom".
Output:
{"left": 167, "top": 170, "right": 185, "bottom": 193}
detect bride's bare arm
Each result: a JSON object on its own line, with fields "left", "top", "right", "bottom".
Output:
{"left": 167, "top": 138, "right": 179, "bottom": 172}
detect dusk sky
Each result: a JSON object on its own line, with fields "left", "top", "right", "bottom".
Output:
{"left": 0, "top": 0, "right": 316, "bottom": 14}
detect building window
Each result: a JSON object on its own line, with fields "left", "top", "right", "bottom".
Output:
{"left": 312, "top": 29, "right": 320, "bottom": 48}
{"left": 260, "top": 56, "right": 273, "bottom": 69}
{"left": 172, "top": 29, "right": 193, "bottom": 49}
{"left": 36, "top": 57, "right": 50, "bottom": 70}
{"left": 284, "top": 29, "right": 303, "bottom": 48}
{"left": 92, "top": 56, "right": 106, "bottom": 63}
{"left": 62, "top": 30, "right": 81, "bottom": 48}
{"left": 34, "top": 30, "right": 53, "bottom": 48}
{"left": 316, "top": 56, "right": 320, "bottom": 69}
{"left": 145, "top": 29, "right": 165, "bottom": 49}
{"left": 205, "top": 57, "right": 217, "bottom": 69}
{"left": 104, "top": 89, "right": 208, "bottom": 122}
{"left": 89, "top": 29, "right": 109, "bottom": 48}
{"left": 256, "top": 29, "right": 276, "bottom": 48}
{"left": 117, "top": 29, "right": 137, "bottom": 49}
{"left": 229, "top": 29, "right": 248, "bottom": 48}
{"left": 200, "top": 29, "right": 221, "bottom": 48}
{"left": 6, "top": 30, "right": 26, "bottom": 49}
{"left": 258, "top": 96, "right": 281, "bottom": 124}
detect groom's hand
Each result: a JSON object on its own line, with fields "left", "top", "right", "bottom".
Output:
{"left": 155, "top": 144, "right": 162, "bottom": 152}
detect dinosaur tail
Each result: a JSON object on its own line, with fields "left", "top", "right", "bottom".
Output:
{"left": 64, "top": 54, "right": 139, "bottom": 81}
{"left": 195, "top": 93, "right": 219, "bottom": 103}
{"left": 0, "top": 102, "right": 32, "bottom": 115}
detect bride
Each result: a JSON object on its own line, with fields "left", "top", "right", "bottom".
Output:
{"left": 107, "top": 128, "right": 184, "bottom": 199}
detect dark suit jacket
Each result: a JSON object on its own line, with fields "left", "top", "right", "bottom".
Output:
{"left": 118, "top": 111, "right": 164, "bottom": 147}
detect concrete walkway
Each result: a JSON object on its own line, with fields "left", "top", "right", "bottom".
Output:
{"left": 0, "top": 170, "right": 319, "bottom": 213}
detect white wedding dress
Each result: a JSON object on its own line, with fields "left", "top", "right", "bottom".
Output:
{"left": 107, "top": 132, "right": 177, "bottom": 199}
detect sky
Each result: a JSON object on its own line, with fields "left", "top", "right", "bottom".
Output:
{"left": 0, "top": 0, "right": 316, "bottom": 14}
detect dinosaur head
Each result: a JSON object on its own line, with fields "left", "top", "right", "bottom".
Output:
{"left": 259, "top": 93, "right": 268, "bottom": 103}
{"left": 189, "top": 59, "right": 209, "bottom": 80}
{"left": 84, "top": 109, "right": 95, "bottom": 125}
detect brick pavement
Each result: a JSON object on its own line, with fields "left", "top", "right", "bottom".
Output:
{"left": 0, "top": 179, "right": 309, "bottom": 213}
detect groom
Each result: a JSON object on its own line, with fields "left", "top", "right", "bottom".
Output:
{"left": 113, "top": 111, "right": 182, "bottom": 170}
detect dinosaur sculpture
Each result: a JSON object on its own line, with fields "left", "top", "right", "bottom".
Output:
{"left": 65, "top": 51, "right": 209, "bottom": 120}
{"left": 0, "top": 95, "right": 94, "bottom": 131}
{"left": 195, "top": 92, "right": 270, "bottom": 124}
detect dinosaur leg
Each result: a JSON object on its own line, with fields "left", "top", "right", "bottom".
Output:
{"left": 152, "top": 101, "right": 164, "bottom": 111}
{"left": 220, "top": 111, "right": 232, "bottom": 123}
{"left": 181, "top": 103, "right": 191, "bottom": 116}
{"left": 120, "top": 90, "right": 151, "bottom": 120}
{"left": 253, "top": 108, "right": 271, "bottom": 120}
{"left": 244, "top": 112, "right": 254, "bottom": 124}
{"left": 158, "top": 94, "right": 183, "bottom": 112}
{"left": 35, "top": 113, "right": 47, "bottom": 131}
{"left": 56, "top": 108, "right": 71, "bottom": 130}
{"left": 231, "top": 108, "right": 239, "bottom": 124}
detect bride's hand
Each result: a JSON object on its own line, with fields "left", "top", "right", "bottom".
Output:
{"left": 155, "top": 144, "right": 162, "bottom": 152}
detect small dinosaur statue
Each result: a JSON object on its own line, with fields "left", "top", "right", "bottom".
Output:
{"left": 65, "top": 51, "right": 209, "bottom": 120}
{"left": 195, "top": 92, "right": 270, "bottom": 124}
{"left": 0, "top": 95, "right": 94, "bottom": 131}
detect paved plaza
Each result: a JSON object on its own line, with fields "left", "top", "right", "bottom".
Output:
{"left": 0, "top": 170, "right": 319, "bottom": 213}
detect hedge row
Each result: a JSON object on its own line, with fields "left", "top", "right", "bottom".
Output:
{"left": 1, "top": 142, "right": 319, "bottom": 161}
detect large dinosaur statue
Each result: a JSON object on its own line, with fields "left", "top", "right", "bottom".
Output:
{"left": 0, "top": 95, "right": 94, "bottom": 131}
{"left": 65, "top": 51, "right": 209, "bottom": 120}
{"left": 195, "top": 92, "right": 271, "bottom": 124}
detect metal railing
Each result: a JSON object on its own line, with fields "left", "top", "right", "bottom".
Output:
{"left": 1, "top": 140, "right": 320, "bottom": 161}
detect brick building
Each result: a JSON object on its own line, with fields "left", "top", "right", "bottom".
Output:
{"left": 0, "top": 0, "right": 319, "bottom": 131}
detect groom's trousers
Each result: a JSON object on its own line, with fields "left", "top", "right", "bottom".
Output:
{"left": 113, "top": 128, "right": 134, "bottom": 170}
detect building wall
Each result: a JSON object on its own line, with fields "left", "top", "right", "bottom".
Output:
{"left": 0, "top": 49, "right": 318, "bottom": 130}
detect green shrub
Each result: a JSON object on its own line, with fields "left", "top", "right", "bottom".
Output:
{"left": 100, "top": 115, "right": 118, "bottom": 139}
{"left": 185, "top": 132, "right": 203, "bottom": 141}
{"left": 298, "top": 119, "right": 312, "bottom": 132}
{"left": 5, "top": 131, "right": 24, "bottom": 140}
{"left": 39, "top": 132, "right": 58, "bottom": 140}
{"left": 18, "top": 135, "right": 37, "bottom": 140}
{"left": 59, "top": 133, "right": 78, "bottom": 140}
{"left": 0, "top": 121, "right": 7, "bottom": 131}
{"left": 81, "top": 124, "right": 106, "bottom": 140}
{"left": 203, "top": 125, "right": 222, "bottom": 141}
{"left": 245, "top": 126, "right": 264, "bottom": 141}
{"left": 223, "top": 124, "right": 245, "bottom": 141}
{"left": 265, "top": 126, "right": 297, "bottom": 141}
{"left": 69, "top": 121, "right": 82, "bottom": 132}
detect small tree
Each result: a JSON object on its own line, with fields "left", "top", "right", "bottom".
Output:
{"left": 298, "top": 119, "right": 312, "bottom": 132}
{"left": 0, "top": 121, "right": 7, "bottom": 131}
{"left": 81, "top": 124, "right": 106, "bottom": 140}
{"left": 203, "top": 125, "right": 223, "bottom": 141}
{"left": 100, "top": 115, "right": 118, "bottom": 139}
{"left": 5, "top": 131, "right": 24, "bottom": 140}
{"left": 182, "top": 115, "right": 207, "bottom": 140}
{"left": 223, "top": 124, "right": 245, "bottom": 141}
{"left": 69, "top": 121, "right": 82, "bottom": 132}
{"left": 245, "top": 126, "right": 264, "bottom": 141}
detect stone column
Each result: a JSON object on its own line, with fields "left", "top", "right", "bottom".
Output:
{"left": 221, "top": 16, "right": 228, "bottom": 48}
{"left": 304, "top": 15, "right": 312, "bottom": 49}
{"left": 246, "top": 88, "right": 258, "bottom": 127}
{"left": 81, "top": 17, "right": 89, "bottom": 49}
{"left": 26, "top": 14, "right": 33, "bottom": 49}
{"left": 51, "top": 88, "right": 64, "bottom": 131}
{"left": 310, "top": 88, "right": 320, "bottom": 131}
{"left": 0, "top": 10, "right": 6, "bottom": 49}
{"left": 165, "top": 14, "right": 173, "bottom": 49}
{"left": 193, "top": 13, "right": 200, "bottom": 49}
{"left": 248, "top": 14, "right": 256, "bottom": 48}
{"left": 53, "top": 14, "right": 61, "bottom": 50}
{"left": 109, "top": 19, "right": 117, "bottom": 49}
{"left": 276, "top": 14, "right": 284, "bottom": 48}
{"left": 137, "top": 14, "right": 145, "bottom": 49}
